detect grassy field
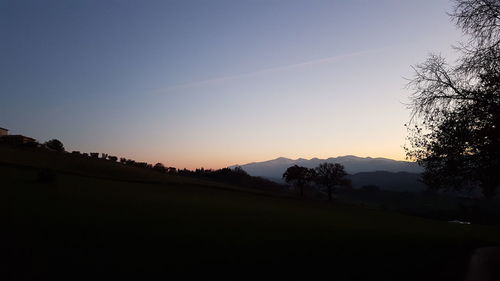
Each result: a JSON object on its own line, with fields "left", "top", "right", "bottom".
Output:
{"left": 2, "top": 145, "right": 500, "bottom": 280}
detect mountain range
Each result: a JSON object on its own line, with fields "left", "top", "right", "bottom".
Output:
{"left": 231, "top": 156, "right": 426, "bottom": 192}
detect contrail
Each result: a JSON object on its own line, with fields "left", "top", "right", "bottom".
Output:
{"left": 154, "top": 47, "right": 390, "bottom": 94}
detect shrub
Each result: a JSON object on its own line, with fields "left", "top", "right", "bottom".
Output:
{"left": 44, "top": 139, "right": 65, "bottom": 152}
{"left": 37, "top": 169, "right": 57, "bottom": 183}
{"left": 154, "top": 163, "right": 166, "bottom": 173}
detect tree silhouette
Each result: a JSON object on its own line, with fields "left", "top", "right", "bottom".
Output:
{"left": 153, "top": 162, "right": 166, "bottom": 173}
{"left": 405, "top": 0, "right": 500, "bottom": 198}
{"left": 314, "top": 163, "right": 348, "bottom": 201}
{"left": 44, "top": 139, "right": 65, "bottom": 152}
{"left": 282, "top": 165, "right": 314, "bottom": 197}
{"left": 233, "top": 166, "right": 249, "bottom": 176}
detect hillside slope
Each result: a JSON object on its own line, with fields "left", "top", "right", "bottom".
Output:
{"left": 2, "top": 145, "right": 500, "bottom": 280}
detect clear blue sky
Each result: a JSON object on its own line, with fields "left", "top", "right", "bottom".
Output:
{"left": 0, "top": 0, "right": 462, "bottom": 168}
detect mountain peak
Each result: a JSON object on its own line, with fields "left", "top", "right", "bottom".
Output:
{"left": 233, "top": 155, "right": 422, "bottom": 180}
{"left": 275, "top": 157, "right": 290, "bottom": 161}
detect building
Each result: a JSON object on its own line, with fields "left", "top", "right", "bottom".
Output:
{"left": 0, "top": 135, "right": 36, "bottom": 145}
{"left": 0, "top": 127, "right": 8, "bottom": 136}
{"left": 0, "top": 127, "right": 37, "bottom": 145}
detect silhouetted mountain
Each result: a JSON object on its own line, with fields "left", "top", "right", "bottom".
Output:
{"left": 347, "top": 171, "right": 425, "bottom": 192}
{"left": 231, "top": 156, "right": 424, "bottom": 192}
{"left": 232, "top": 156, "right": 422, "bottom": 178}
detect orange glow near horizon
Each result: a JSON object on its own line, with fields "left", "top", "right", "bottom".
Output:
{"left": 135, "top": 149, "right": 408, "bottom": 170}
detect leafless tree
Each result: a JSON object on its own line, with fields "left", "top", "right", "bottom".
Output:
{"left": 406, "top": 0, "right": 500, "bottom": 197}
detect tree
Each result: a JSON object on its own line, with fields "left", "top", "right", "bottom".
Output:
{"left": 314, "top": 163, "right": 348, "bottom": 201}
{"left": 44, "top": 139, "right": 65, "bottom": 152}
{"left": 405, "top": 0, "right": 500, "bottom": 198}
{"left": 153, "top": 162, "right": 166, "bottom": 173}
{"left": 233, "top": 166, "right": 249, "bottom": 176}
{"left": 282, "top": 165, "right": 315, "bottom": 197}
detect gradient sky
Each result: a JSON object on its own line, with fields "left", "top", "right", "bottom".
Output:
{"left": 0, "top": 0, "right": 463, "bottom": 169}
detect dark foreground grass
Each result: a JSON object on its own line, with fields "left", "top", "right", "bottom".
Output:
{"left": 2, "top": 149, "right": 500, "bottom": 280}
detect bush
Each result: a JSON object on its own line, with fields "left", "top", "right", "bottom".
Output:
{"left": 37, "top": 169, "right": 57, "bottom": 183}
{"left": 154, "top": 163, "right": 167, "bottom": 173}
{"left": 44, "top": 139, "right": 65, "bottom": 152}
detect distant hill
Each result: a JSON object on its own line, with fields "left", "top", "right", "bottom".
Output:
{"left": 232, "top": 155, "right": 422, "bottom": 178}
{"left": 231, "top": 156, "right": 425, "bottom": 192}
{"left": 348, "top": 171, "right": 425, "bottom": 192}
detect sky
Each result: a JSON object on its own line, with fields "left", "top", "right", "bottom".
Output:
{"left": 0, "top": 0, "right": 464, "bottom": 169}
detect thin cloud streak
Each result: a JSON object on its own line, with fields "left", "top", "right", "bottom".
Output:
{"left": 155, "top": 47, "right": 391, "bottom": 94}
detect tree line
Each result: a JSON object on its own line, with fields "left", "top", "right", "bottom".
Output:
{"left": 2, "top": 137, "right": 286, "bottom": 192}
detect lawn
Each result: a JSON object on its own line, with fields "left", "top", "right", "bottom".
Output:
{"left": 2, "top": 146, "right": 500, "bottom": 280}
